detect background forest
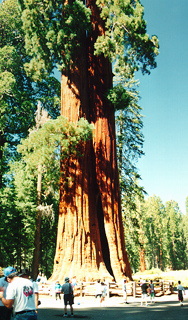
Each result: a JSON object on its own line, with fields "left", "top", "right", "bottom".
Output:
{"left": 1, "top": 0, "right": 188, "bottom": 278}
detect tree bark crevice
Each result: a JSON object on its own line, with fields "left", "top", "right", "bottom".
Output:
{"left": 50, "top": 2, "right": 132, "bottom": 282}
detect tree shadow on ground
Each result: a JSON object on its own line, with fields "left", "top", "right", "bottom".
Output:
{"left": 39, "top": 301, "right": 188, "bottom": 320}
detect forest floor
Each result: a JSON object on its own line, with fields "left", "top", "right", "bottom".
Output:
{"left": 37, "top": 292, "right": 188, "bottom": 320}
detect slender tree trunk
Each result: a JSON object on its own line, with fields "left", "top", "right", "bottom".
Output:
{"left": 51, "top": 0, "right": 132, "bottom": 282}
{"left": 0, "top": 131, "right": 6, "bottom": 189}
{"left": 31, "top": 164, "right": 42, "bottom": 280}
{"left": 139, "top": 247, "right": 146, "bottom": 272}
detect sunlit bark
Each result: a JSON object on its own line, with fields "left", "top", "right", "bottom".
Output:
{"left": 51, "top": 0, "right": 132, "bottom": 282}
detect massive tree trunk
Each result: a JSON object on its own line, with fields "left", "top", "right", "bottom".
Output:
{"left": 51, "top": 0, "right": 132, "bottom": 283}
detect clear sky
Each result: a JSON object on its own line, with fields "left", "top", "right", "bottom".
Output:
{"left": 137, "top": 0, "right": 188, "bottom": 213}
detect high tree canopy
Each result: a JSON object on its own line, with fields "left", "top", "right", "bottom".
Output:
{"left": 18, "top": 0, "right": 159, "bottom": 282}
{"left": 0, "top": 0, "right": 60, "bottom": 189}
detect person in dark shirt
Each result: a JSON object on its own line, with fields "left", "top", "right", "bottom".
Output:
{"left": 61, "top": 277, "right": 74, "bottom": 317}
{"left": 141, "top": 280, "right": 148, "bottom": 306}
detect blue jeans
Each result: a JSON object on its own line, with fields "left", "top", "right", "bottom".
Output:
{"left": 14, "top": 311, "right": 37, "bottom": 320}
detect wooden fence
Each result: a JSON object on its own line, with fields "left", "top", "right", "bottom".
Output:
{"left": 38, "top": 280, "right": 174, "bottom": 298}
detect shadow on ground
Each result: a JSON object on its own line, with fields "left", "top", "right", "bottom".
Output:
{"left": 38, "top": 301, "right": 188, "bottom": 320}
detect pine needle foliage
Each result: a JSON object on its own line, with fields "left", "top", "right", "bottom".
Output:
{"left": 18, "top": 115, "right": 93, "bottom": 172}
{"left": 95, "top": 0, "right": 159, "bottom": 76}
{"left": 18, "top": 0, "right": 91, "bottom": 77}
{"left": 17, "top": 0, "right": 159, "bottom": 80}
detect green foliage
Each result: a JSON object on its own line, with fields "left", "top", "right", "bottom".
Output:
{"left": 16, "top": 0, "right": 159, "bottom": 216}
{"left": 0, "top": 182, "right": 35, "bottom": 268}
{"left": 18, "top": 116, "right": 93, "bottom": 170}
{"left": 18, "top": 0, "right": 159, "bottom": 80}
{"left": 143, "top": 197, "right": 167, "bottom": 270}
{"left": 108, "top": 84, "right": 132, "bottom": 111}
{"left": 1, "top": 0, "right": 160, "bottom": 275}
{"left": 0, "top": 0, "right": 60, "bottom": 272}
{"left": 95, "top": 0, "right": 159, "bottom": 77}
{"left": 115, "top": 80, "right": 145, "bottom": 208}
{"left": 123, "top": 196, "right": 188, "bottom": 273}
{"left": 10, "top": 115, "right": 93, "bottom": 273}
{"left": 0, "top": 158, "right": 58, "bottom": 271}
{"left": 164, "top": 201, "right": 187, "bottom": 270}
{"left": 18, "top": 0, "right": 91, "bottom": 76}
{"left": 0, "top": 0, "right": 60, "bottom": 187}
{"left": 0, "top": 0, "right": 60, "bottom": 130}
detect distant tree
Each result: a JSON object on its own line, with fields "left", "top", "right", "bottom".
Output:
{"left": 165, "top": 201, "right": 187, "bottom": 270}
{"left": 0, "top": 184, "right": 27, "bottom": 268}
{"left": 182, "top": 206, "right": 188, "bottom": 269}
{"left": 186, "top": 196, "right": 188, "bottom": 214}
{"left": 123, "top": 196, "right": 187, "bottom": 272}
{"left": 123, "top": 196, "right": 147, "bottom": 272}
{"left": 143, "top": 196, "right": 166, "bottom": 270}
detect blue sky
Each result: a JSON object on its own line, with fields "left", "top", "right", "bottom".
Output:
{"left": 1, "top": 0, "right": 187, "bottom": 212}
{"left": 137, "top": 0, "right": 188, "bottom": 213}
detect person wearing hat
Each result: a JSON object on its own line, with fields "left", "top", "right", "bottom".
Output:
{"left": 0, "top": 266, "right": 16, "bottom": 320}
{"left": 61, "top": 277, "right": 74, "bottom": 317}
{"left": 0, "top": 269, "right": 37, "bottom": 319}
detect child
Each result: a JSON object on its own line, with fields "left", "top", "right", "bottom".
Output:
{"left": 100, "top": 282, "right": 107, "bottom": 305}
{"left": 55, "top": 281, "right": 62, "bottom": 300}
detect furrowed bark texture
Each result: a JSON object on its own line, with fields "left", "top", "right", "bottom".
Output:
{"left": 51, "top": 0, "right": 132, "bottom": 283}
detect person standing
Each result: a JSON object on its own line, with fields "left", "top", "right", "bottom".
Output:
{"left": 100, "top": 282, "right": 107, "bottom": 306}
{"left": 71, "top": 276, "right": 77, "bottom": 289}
{"left": 95, "top": 280, "right": 102, "bottom": 299}
{"left": 122, "top": 278, "right": 128, "bottom": 304}
{"left": 61, "top": 277, "right": 74, "bottom": 317}
{"left": 0, "top": 269, "right": 37, "bottom": 320}
{"left": 0, "top": 266, "right": 17, "bottom": 320}
{"left": 140, "top": 280, "right": 148, "bottom": 306}
{"left": 148, "top": 280, "right": 155, "bottom": 303}
{"left": 177, "top": 280, "right": 185, "bottom": 306}
{"left": 55, "top": 281, "right": 62, "bottom": 300}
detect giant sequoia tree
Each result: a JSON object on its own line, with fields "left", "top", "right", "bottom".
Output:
{"left": 18, "top": 0, "right": 159, "bottom": 281}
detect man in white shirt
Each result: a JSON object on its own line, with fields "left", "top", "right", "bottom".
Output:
{"left": 0, "top": 270, "right": 37, "bottom": 320}
{"left": 19, "top": 269, "right": 39, "bottom": 309}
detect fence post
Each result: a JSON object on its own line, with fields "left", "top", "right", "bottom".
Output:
{"left": 80, "top": 282, "right": 83, "bottom": 297}
{"left": 107, "top": 281, "right": 110, "bottom": 298}
{"left": 133, "top": 281, "right": 136, "bottom": 298}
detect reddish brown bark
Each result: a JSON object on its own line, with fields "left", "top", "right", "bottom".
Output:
{"left": 51, "top": 0, "right": 132, "bottom": 283}
{"left": 139, "top": 247, "right": 146, "bottom": 272}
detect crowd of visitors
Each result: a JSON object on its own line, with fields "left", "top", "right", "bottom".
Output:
{"left": 0, "top": 267, "right": 186, "bottom": 319}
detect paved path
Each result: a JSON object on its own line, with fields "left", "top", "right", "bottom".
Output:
{"left": 37, "top": 294, "right": 188, "bottom": 320}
